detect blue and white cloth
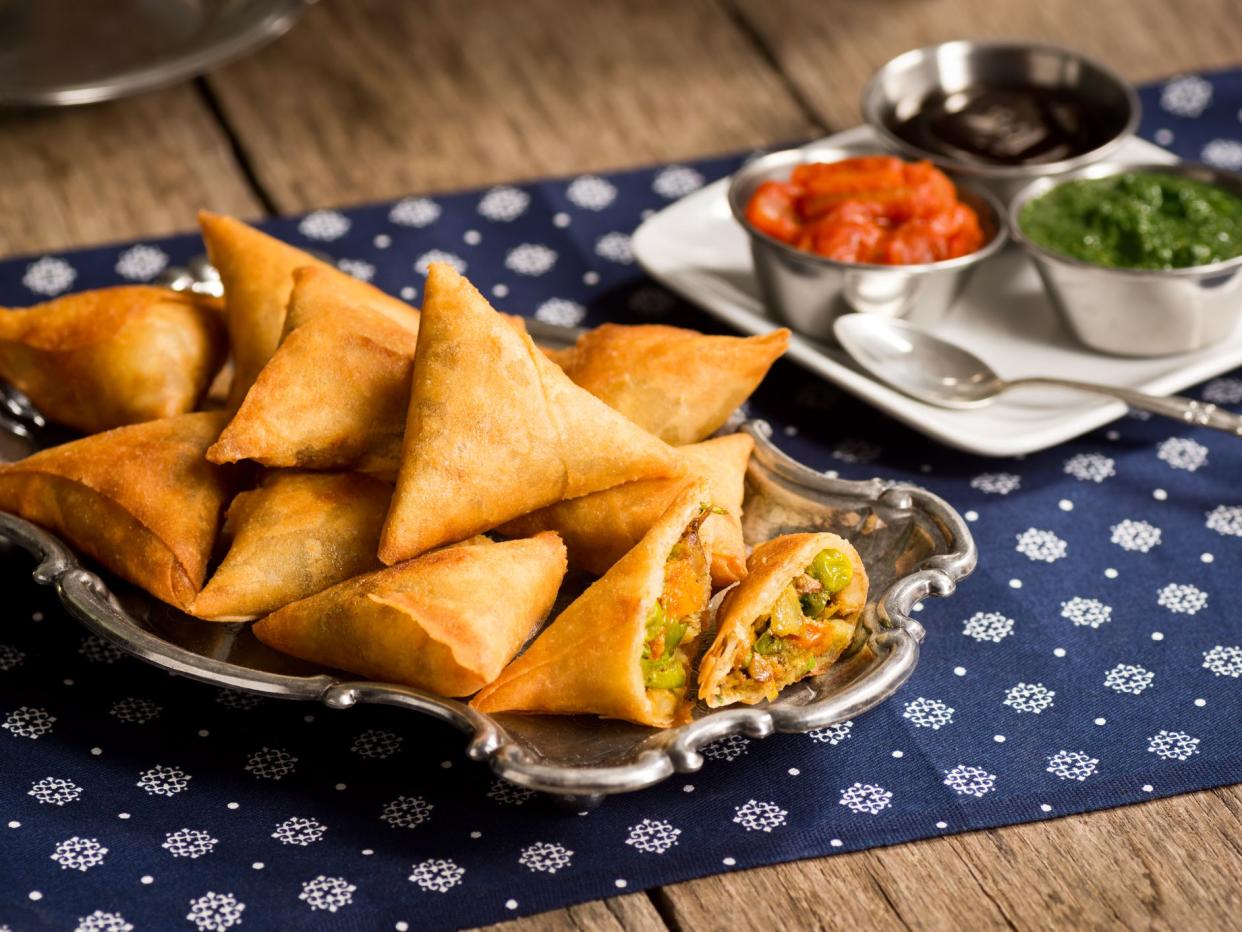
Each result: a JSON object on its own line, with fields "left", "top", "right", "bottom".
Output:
{"left": 1, "top": 72, "right": 1241, "bottom": 932}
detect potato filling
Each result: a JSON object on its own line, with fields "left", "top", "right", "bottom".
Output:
{"left": 727, "top": 548, "right": 855, "bottom": 700}
{"left": 642, "top": 514, "right": 711, "bottom": 715}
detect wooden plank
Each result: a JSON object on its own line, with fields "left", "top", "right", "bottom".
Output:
{"left": 0, "top": 85, "right": 261, "bottom": 255}
{"left": 473, "top": 892, "right": 667, "bottom": 932}
{"left": 657, "top": 787, "right": 1242, "bottom": 930}
{"left": 201, "top": 0, "right": 818, "bottom": 212}
{"left": 732, "top": 0, "right": 1242, "bottom": 131}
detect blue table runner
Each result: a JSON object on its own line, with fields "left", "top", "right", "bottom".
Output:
{"left": 1, "top": 72, "right": 1240, "bottom": 932}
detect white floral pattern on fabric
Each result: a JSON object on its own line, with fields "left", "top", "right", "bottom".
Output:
{"left": 519, "top": 842, "right": 574, "bottom": 873}
{"left": 902, "top": 697, "right": 954, "bottom": 729}
{"left": 506, "top": 243, "right": 558, "bottom": 276}
{"left": 1110, "top": 519, "right": 1162, "bottom": 553}
{"left": 51, "top": 836, "right": 108, "bottom": 871}
{"left": 381, "top": 795, "right": 433, "bottom": 829}
{"left": 1061, "top": 597, "right": 1112, "bottom": 628}
{"left": 351, "top": 729, "right": 403, "bottom": 759}
{"left": 137, "top": 765, "right": 191, "bottom": 797}
{"left": 971, "top": 472, "right": 1021, "bottom": 495}
{"left": 409, "top": 859, "right": 465, "bottom": 892}
{"left": 838, "top": 784, "right": 892, "bottom": 816}
{"left": 652, "top": 166, "right": 705, "bottom": 199}
{"left": 245, "top": 747, "right": 298, "bottom": 780}
{"left": 22, "top": 256, "right": 76, "bottom": 295}
{"left": 1104, "top": 664, "right": 1154, "bottom": 695}
{"left": 74, "top": 911, "right": 133, "bottom": 932}
{"left": 29, "top": 776, "right": 82, "bottom": 806}
{"left": 566, "top": 176, "right": 617, "bottom": 210}
{"left": 734, "top": 799, "right": 790, "bottom": 829}
{"left": 962, "top": 611, "right": 1014, "bottom": 643}
{"left": 486, "top": 779, "right": 534, "bottom": 806}
{"left": 534, "top": 298, "right": 586, "bottom": 326}
{"left": 79, "top": 635, "right": 123, "bottom": 664}
{"left": 3, "top": 705, "right": 55, "bottom": 738}
{"left": 595, "top": 231, "right": 634, "bottom": 264}
{"left": 626, "top": 818, "right": 682, "bottom": 854}
{"left": 478, "top": 186, "right": 530, "bottom": 222}
{"left": 114, "top": 244, "right": 169, "bottom": 281}
{"left": 389, "top": 197, "right": 441, "bottom": 227}
{"left": 1063, "top": 453, "right": 1115, "bottom": 483}
{"left": 186, "top": 892, "right": 245, "bottom": 931}
{"left": 415, "top": 250, "right": 467, "bottom": 275}
{"left": 214, "top": 688, "right": 262, "bottom": 711}
{"left": 942, "top": 765, "right": 996, "bottom": 798}
{"left": 272, "top": 816, "right": 327, "bottom": 846}
{"left": 299, "top": 876, "right": 356, "bottom": 912}
{"left": 1202, "top": 645, "right": 1242, "bottom": 677}
{"left": 1003, "top": 683, "right": 1055, "bottom": 714}
{"left": 1015, "top": 528, "right": 1067, "bottom": 563}
{"left": 807, "top": 720, "right": 853, "bottom": 745}
{"left": 1205, "top": 505, "right": 1242, "bottom": 537}
{"left": 702, "top": 735, "right": 750, "bottom": 762}
{"left": 109, "top": 697, "right": 161, "bottom": 724}
{"left": 1157, "top": 437, "right": 1209, "bottom": 472}
{"left": 1046, "top": 751, "right": 1098, "bottom": 781}
{"left": 1157, "top": 583, "right": 1208, "bottom": 615}
{"left": 336, "top": 258, "right": 375, "bottom": 281}
{"left": 0, "top": 643, "right": 23, "bottom": 670}
{"left": 1148, "top": 730, "right": 1200, "bottom": 761}
{"left": 1202, "top": 377, "right": 1242, "bottom": 404}
{"left": 162, "top": 828, "right": 218, "bottom": 859}
{"left": 1161, "top": 75, "right": 1213, "bottom": 116}
{"left": 832, "top": 439, "right": 881, "bottom": 464}
{"left": 298, "top": 210, "right": 351, "bottom": 241}
{"left": 1202, "top": 138, "right": 1242, "bottom": 169}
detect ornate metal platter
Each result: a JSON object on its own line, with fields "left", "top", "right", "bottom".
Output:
{"left": 0, "top": 262, "right": 976, "bottom": 803}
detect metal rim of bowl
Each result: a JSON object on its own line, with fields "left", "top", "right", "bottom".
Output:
{"left": 860, "top": 39, "right": 1141, "bottom": 181}
{"left": 726, "top": 145, "right": 1009, "bottom": 274}
{"left": 1009, "top": 160, "right": 1242, "bottom": 279}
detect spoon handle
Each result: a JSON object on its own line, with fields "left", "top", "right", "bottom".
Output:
{"left": 1009, "top": 377, "right": 1242, "bottom": 437}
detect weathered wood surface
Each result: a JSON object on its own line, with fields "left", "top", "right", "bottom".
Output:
{"left": 4, "top": 2, "right": 1239, "bottom": 929}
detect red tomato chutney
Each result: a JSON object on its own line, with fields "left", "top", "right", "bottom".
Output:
{"left": 744, "top": 155, "right": 985, "bottom": 265}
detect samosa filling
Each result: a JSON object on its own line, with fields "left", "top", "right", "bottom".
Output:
{"left": 642, "top": 519, "right": 711, "bottom": 711}
{"left": 728, "top": 548, "right": 855, "bottom": 700}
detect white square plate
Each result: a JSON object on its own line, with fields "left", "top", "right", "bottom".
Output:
{"left": 632, "top": 126, "right": 1242, "bottom": 457}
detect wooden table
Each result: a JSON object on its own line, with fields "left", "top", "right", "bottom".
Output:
{"left": 6, "top": 2, "right": 1242, "bottom": 928}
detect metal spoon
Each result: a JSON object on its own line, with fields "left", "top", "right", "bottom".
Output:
{"left": 833, "top": 314, "right": 1242, "bottom": 437}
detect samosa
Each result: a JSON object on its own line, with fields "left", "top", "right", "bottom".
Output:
{"left": 378, "top": 264, "right": 680, "bottom": 564}
{"left": 0, "top": 286, "right": 224, "bottom": 433}
{"left": 499, "top": 432, "right": 753, "bottom": 587}
{"left": 472, "top": 485, "right": 714, "bottom": 727}
{"left": 207, "top": 267, "right": 419, "bottom": 477}
{"left": 0, "top": 412, "right": 236, "bottom": 609}
{"left": 546, "top": 323, "right": 790, "bottom": 445}
{"left": 191, "top": 471, "right": 391, "bottom": 621}
{"left": 253, "top": 532, "right": 567, "bottom": 697}
{"left": 698, "top": 532, "right": 868, "bottom": 708}
{"left": 199, "top": 211, "right": 413, "bottom": 408}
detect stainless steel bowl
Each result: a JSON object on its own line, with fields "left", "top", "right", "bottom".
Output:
{"left": 862, "top": 41, "right": 1139, "bottom": 204}
{"left": 727, "top": 143, "right": 1006, "bottom": 341}
{"left": 1010, "top": 161, "right": 1242, "bottom": 357}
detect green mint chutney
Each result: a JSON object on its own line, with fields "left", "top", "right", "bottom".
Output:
{"left": 1019, "top": 171, "right": 1242, "bottom": 269}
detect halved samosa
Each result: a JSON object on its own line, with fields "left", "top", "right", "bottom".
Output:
{"left": 191, "top": 471, "right": 391, "bottom": 622}
{"left": 0, "top": 412, "right": 236, "bottom": 609}
{"left": 499, "top": 433, "right": 753, "bottom": 587}
{"left": 698, "top": 532, "right": 868, "bottom": 708}
{"left": 378, "top": 264, "right": 680, "bottom": 564}
{"left": 207, "top": 267, "right": 420, "bottom": 477}
{"left": 472, "top": 485, "right": 714, "bottom": 727}
{"left": 252, "top": 532, "right": 567, "bottom": 697}
{"left": 0, "top": 286, "right": 224, "bottom": 433}
{"left": 199, "top": 211, "right": 414, "bottom": 408}
{"left": 547, "top": 323, "right": 790, "bottom": 445}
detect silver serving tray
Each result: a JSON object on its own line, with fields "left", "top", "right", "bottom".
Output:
{"left": 0, "top": 261, "right": 976, "bottom": 804}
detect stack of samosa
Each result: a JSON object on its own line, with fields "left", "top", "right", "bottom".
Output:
{"left": 0, "top": 210, "right": 871, "bottom": 726}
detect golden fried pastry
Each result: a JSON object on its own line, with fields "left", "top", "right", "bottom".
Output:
{"left": 547, "top": 323, "right": 789, "bottom": 444}
{"left": 699, "top": 532, "right": 867, "bottom": 707}
{"left": 253, "top": 532, "right": 566, "bottom": 697}
{"left": 472, "top": 485, "right": 713, "bottom": 727}
{"left": 199, "top": 211, "right": 413, "bottom": 408}
{"left": 378, "top": 263, "right": 680, "bottom": 564}
{"left": 0, "top": 286, "right": 224, "bottom": 433}
{"left": 206, "top": 267, "right": 420, "bottom": 477}
{"left": 0, "top": 412, "right": 237, "bottom": 609}
{"left": 191, "top": 471, "right": 391, "bottom": 621}
{"left": 499, "top": 432, "right": 753, "bottom": 587}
